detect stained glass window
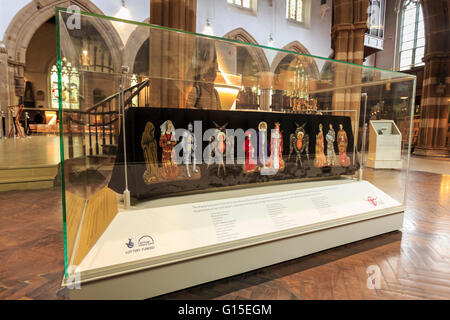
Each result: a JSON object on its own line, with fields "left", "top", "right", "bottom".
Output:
{"left": 50, "top": 58, "right": 80, "bottom": 109}
{"left": 286, "top": 0, "right": 303, "bottom": 23}
{"left": 399, "top": 0, "right": 425, "bottom": 70}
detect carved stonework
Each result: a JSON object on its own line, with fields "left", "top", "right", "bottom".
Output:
{"left": 331, "top": 0, "right": 370, "bottom": 143}
{"left": 12, "top": 64, "right": 25, "bottom": 98}
{"left": 0, "top": 43, "right": 7, "bottom": 54}
{"left": 0, "top": 42, "right": 9, "bottom": 113}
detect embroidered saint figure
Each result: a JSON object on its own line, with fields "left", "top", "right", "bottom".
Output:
{"left": 337, "top": 124, "right": 351, "bottom": 167}
{"left": 258, "top": 121, "right": 268, "bottom": 168}
{"left": 208, "top": 121, "right": 230, "bottom": 177}
{"left": 141, "top": 121, "right": 158, "bottom": 183}
{"left": 288, "top": 122, "right": 310, "bottom": 169}
{"left": 181, "top": 122, "right": 199, "bottom": 178}
{"left": 314, "top": 123, "right": 327, "bottom": 167}
{"left": 159, "top": 120, "right": 178, "bottom": 180}
{"left": 243, "top": 131, "right": 256, "bottom": 173}
{"left": 269, "top": 122, "right": 284, "bottom": 171}
{"left": 326, "top": 124, "right": 338, "bottom": 166}
{"left": 216, "top": 131, "right": 227, "bottom": 177}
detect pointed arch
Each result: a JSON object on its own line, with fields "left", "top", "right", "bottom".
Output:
{"left": 223, "top": 27, "right": 270, "bottom": 72}
{"left": 223, "top": 27, "right": 259, "bottom": 45}
{"left": 270, "top": 41, "right": 319, "bottom": 79}
{"left": 3, "top": 0, "right": 123, "bottom": 70}
{"left": 123, "top": 18, "right": 150, "bottom": 73}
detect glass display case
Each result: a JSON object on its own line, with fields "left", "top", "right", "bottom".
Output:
{"left": 56, "top": 8, "right": 416, "bottom": 299}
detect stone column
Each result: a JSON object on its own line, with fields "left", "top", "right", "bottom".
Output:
{"left": 331, "top": 0, "right": 369, "bottom": 146}
{"left": 414, "top": 0, "right": 450, "bottom": 157}
{"left": 0, "top": 43, "right": 9, "bottom": 116}
{"left": 149, "top": 0, "right": 197, "bottom": 109}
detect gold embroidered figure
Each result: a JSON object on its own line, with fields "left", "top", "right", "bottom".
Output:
{"left": 337, "top": 124, "right": 351, "bottom": 166}
{"left": 141, "top": 121, "right": 159, "bottom": 183}
{"left": 159, "top": 120, "right": 178, "bottom": 180}
{"left": 314, "top": 123, "right": 327, "bottom": 167}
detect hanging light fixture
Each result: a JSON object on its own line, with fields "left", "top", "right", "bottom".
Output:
{"left": 115, "top": 0, "right": 132, "bottom": 20}
{"left": 202, "top": 18, "right": 214, "bottom": 36}
{"left": 268, "top": 34, "right": 274, "bottom": 46}
{"left": 113, "top": 0, "right": 134, "bottom": 43}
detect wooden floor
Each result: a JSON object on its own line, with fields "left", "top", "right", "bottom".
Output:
{"left": 0, "top": 171, "right": 449, "bottom": 300}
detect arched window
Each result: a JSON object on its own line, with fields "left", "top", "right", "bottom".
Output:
{"left": 398, "top": 0, "right": 425, "bottom": 70}
{"left": 286, "top": 0, "right": 304, "bottom": 23}
{"left": 227, "top": 0, "right": 251, "bottom": 9}
{"left": 50, "top": 58, "right": 80, "bottom": 110}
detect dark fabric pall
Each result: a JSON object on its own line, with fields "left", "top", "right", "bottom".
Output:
{"left": 109, "top": 108, "right": 358, "bottom": 200}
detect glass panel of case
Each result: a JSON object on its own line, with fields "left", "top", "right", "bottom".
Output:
{"left": 57, "top": 8, "right": 416, "bottom": 283}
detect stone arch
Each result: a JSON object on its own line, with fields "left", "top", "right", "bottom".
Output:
{"left": 320, "top": 60, "right": 334, "bottom": 81}
{"left": 270, "top": 41, "right": 319, "bottom": 79}
{"left": 223, "top": 27, "right": 270, "bottom": 72}
{"left": 3, "top": 0, "right": 123, "bottom": 70}
{"left": 319, "top": 52, "right": 336, "bottom": 81}
{"left": 123, "top": 18, "right": 150, "bottom": 73}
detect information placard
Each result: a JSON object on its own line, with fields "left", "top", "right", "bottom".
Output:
{"left": 78, "top": 181, "right": 401, "bottom": 273}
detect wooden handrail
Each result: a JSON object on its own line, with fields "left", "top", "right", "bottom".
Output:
{"left": 123, "top": 79, "right": 150, "bottom": 107}
{"left": 85, "top": 79, "right": 149, "bottom": 113}
{"left": 66, "top": 79, "right": 149, "bottom": 127}
{"left": 64, "top": 78, "right": 150, "bottom": 155}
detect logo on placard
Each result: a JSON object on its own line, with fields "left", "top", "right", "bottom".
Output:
{"left": 365, "top": 195, "right": 385, "bottom": 207}
{"left": 125, "top": 238, "right": 134, "bottom": 248}
{"left": 366, "top": 196, "right": 378, "bottom": 206}
{"left": 138, "top": 235, "right": 155, "bottom": 247}
{"left": 125, "top": 235, "right": 155, "bottom": 254}
{"left": 365, "top": 194, "right": 385, "bottom": 207}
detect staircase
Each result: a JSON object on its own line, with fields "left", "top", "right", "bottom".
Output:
{"left": 0, "top": 136, "right": 61, "bottom": 192}
{"left": 66, "top": 79, "right": 150, "bottom": 157}
{"left": 0, "top": 164, "right": 58, "bottom": 192}
{"left": 0, "top": 80, "right": 150, "bottom": 192}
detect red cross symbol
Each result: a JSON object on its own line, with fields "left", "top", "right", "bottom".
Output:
{"left": 366, "top": 196, "right": 378, "bottom": 206}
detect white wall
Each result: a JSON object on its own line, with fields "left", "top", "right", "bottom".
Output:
{"left": 0, "top": 0, "right": 31, "bottom": 42}
{"left": 196, "top": 0, "right": 332, "bottom": 68}
{"left": 91, "top": 0, "right": 149, "bottom": 23}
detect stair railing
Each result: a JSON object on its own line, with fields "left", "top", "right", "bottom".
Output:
{"left": 65, "top": 79, "right": 150, "bottom": 156}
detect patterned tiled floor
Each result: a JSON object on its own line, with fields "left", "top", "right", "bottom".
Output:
{"left": 0, "top": 172, "right": 448, "bottom": 299}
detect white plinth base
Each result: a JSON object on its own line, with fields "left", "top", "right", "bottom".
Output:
{"left": 67, "top": 210, "right": 403, "bottom": 300}
{"left": 62, "top": 179, "right": 404, "bottom": 300}
{"left": 366, "top": 159, "right": 403, "bottom": 169}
